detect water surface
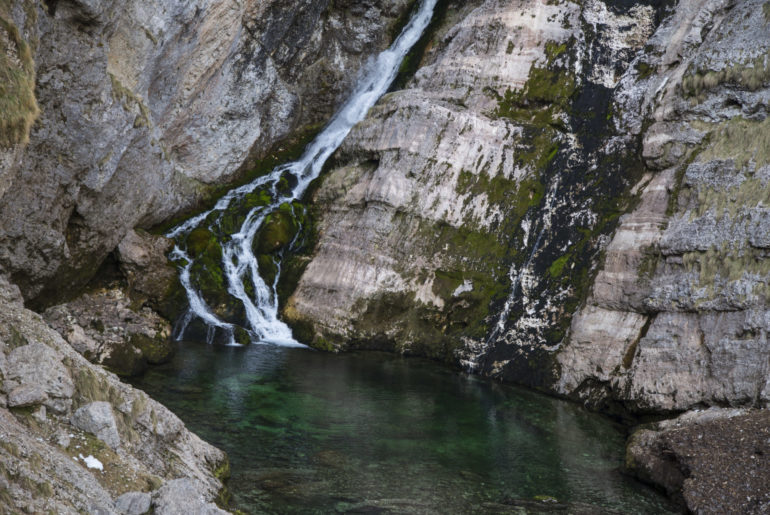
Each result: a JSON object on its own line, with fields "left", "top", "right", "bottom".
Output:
{"left": 132, "top": 344, "right": 674, "bottom": 514}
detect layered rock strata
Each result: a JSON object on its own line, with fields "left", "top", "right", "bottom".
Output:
{"left": 556, "top": 0, "right": 770, "bottom": 413}
{"left": 285, "top": 0, "right": 661, "bottom": 378}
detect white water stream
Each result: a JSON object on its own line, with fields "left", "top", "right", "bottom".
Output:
{"left": 167, "top": 0, "right": 438, "bottom": 346}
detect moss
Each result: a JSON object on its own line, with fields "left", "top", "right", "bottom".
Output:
{"left": 0, "top": 15, "right": 39, "bottom": 147}
{"left": 7, "top": 325, "right": 27, "bottom": 349}
{"left": 129, "top": 333, "right": 173, "bottom": 365}
{"left": 696, "top": 116, "right": 770, "bottom": 172}
{"left": 35, "top": 480, "right": 53, "bottom": 499}
{"left": 636, "top": 248, "right": 660, "bottom": 281}
{"left": 187, "top": 227, "right": 218, "bottom": 256}
{"left": 547, "top": 255, "right": 569, "bottom": 278}
{"left": 635, "top": 61, "right": 654, "bottom": 80}
{"left": 0, "top": 487, "right": 12, "bottom": 507}
{"left": 0, "top": 441, "right": 20, "bottom": 458}
{"left": 683, "top": 246, "right": 770, "bottom": 292}
{"left": 73, "top": 368, "right": 124, "bottom": 408}
{"left": 494, "top": 39, "right": 576, "bottom": 182}
{"left": 254, "top": 206, "right": 297, "bottom": 255}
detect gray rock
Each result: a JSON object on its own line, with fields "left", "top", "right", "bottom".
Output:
{"left": 627, "top": 409, "right": 770, "bottom": 512}
{"left": 153, "top": 479, "right": 228, "bottom": 515}
{"left": 0, "top": 277, "right": 228, "bottom": 513}
{"left": 557, "top": 0, "right": 770, "bottom": 413}
{"left": 114, "top": 491, "right": 152, "bottom": 515}
{"left": 71, "top": 402, "right": 122, "bottom": 450}
{"left": 117, "top": 230, "right": 177, "bottom": 306}
{"left": 7, "top": 385, "right": 48, "bottom": 408}
{"left": 4, "top": 342, "right": 74, "bottom": 413}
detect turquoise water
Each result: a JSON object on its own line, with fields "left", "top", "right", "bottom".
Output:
{"left": 131, "top": 343, "right": 674, "bottom": 514}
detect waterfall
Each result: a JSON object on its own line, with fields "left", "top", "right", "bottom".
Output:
{"left": 167, "top": 0, "right": 439, "bottom": 346}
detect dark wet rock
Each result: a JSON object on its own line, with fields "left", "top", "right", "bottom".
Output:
{"left": 626, "top": 409, "right": 770, "bottom": 513}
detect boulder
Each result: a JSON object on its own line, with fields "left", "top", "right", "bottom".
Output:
{"left": 71, "top": 401, "right": 122, "bottom": 450}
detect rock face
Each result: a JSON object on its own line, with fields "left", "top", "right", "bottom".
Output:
{"left": 0, "top": 0, "right": 411, "bottom": 306}
{"left": 555, "top": 0, "right": 770, "bottom": 414}
{"left": 285, "top": 0, "right": 660, "bottom": 374}
{"left": 0, "top": 276, "right": 228, "bottom": 513}
{"left": 626, "top": 409, "right": 770, "bottom": 513}
{"left": 286, "top": 0, "right": 770, "bottom": 418}
{"left": 44, "top": 288, "right": 173, "bottom": 376}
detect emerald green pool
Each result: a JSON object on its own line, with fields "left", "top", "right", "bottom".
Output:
{"left": 131, "top": 343, "right": 674, "bottom": 514}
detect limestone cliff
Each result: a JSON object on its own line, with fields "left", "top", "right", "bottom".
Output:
{"left": 285, "top": 0, "right": 660, "bottom": 373}
{"left": 556, "top": 0, "right": 770, "bottom": 414}
{"left": 0, "top": 0, "right": 411, "bottom": 307}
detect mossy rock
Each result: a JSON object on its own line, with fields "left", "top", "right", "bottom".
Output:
{"left": 256, "top": 211, "right": 295, "bottom": 254}
{"left": 100, "top": 342, "right": 147, "bottom": 377}
{"left": 187, "top": 227, "right": 219, "bottom": 257}
{"left": 254, "top": 202, "right": 305, "bottom": 255}
{"left": 129, "top": 333, "right": 174, "bottom": 365}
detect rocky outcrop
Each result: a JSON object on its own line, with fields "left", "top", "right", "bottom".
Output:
{"left": 0, "top": 276, "right": 228, "bottom": 513}
{"left": 626, "top": 408, "right": 770, "bottom": 513}
{"left": 0, "top": 0, "right": 412, "bottom": 306}
{"left": 44, "top": 288, "right": 174, "bottom": 377}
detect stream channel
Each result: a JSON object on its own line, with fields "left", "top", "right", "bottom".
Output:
{"left": 133, "top": 0, "right": 677, "bottom": 512}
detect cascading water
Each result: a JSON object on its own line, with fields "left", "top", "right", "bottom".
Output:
{"left": 167, "top": 0, "right": 438, "bottom": 347}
